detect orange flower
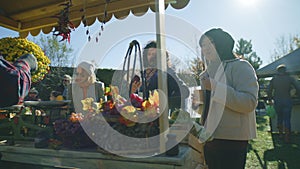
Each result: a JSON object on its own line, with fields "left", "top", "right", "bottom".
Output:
{"left": 119, "top": 116, "right": 136, "bottom": 127}
{"left": 69, "top": 113, "right": 84, "bottom": 123}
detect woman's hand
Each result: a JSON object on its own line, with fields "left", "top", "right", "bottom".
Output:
{"left": 200, "top": 72, "right": 211, "bottom": 90}
{"left": 192, "top": 93, "right": 201, "bottom": 110}
{"left": 200, "top": 72, "right": 216, "bottom": 91}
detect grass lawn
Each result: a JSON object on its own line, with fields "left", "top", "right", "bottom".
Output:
{"left": 246, "top": 116, "right": 300, "bottom": 169}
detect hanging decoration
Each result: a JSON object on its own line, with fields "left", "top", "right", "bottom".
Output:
{"left": 95, "top": 0, "right": 110, "bottom": 43}
{"left": 80, "top": 1, "right": 91, "bottom": 42}
{"left": 52, "top": 0, "right": 75, "bottom": 43}
{"left": 81, "top": 0, "right": 110, "bottom": 42}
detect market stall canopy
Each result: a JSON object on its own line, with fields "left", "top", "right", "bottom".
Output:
{"left": 0, "top": 0, "right": 189, "bottom": 38}
{"left": 256, "top": 48, "right": 300, "bottom": 78}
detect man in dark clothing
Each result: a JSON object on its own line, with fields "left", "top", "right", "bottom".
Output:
{"left": 268, "top": 64, "right": 299, "bottom": 143}
{"left": 0, "top": 54, "right": 38, "bottom": 108}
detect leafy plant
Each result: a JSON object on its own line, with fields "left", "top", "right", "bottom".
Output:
{"left": 0, "top": 37, "right": 51, "bottom": 82}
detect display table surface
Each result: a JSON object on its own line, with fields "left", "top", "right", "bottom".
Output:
{"left": 24, "top": 100, "right": 71, "bottom": 125}
{"left": 0, "top": 101, "right": 71, "bottom": 142}
{"left": 0, "top": 141, "right": 204, "bottom": 169}
{"left": 24, "top": 100, "right": 71, "bottom": 108}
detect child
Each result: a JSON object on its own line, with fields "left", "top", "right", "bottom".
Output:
{"left": 50, "top": 91, "right": 64, "bottom": 101}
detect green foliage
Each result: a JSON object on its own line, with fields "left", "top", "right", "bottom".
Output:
{"left": 246, "top": 116, "right": 300, "bottom": 169}
{"left": 31, "top": 66, "right": 73, "bottom": 100}
{"left": 272, "top": 34, "right": 300, "bottom": 61}
{"left": 236, "top": 38, "right": 253, "bottom": 56}
{"left": 189, "top": 57, "right": 205, "bottom": 85}
{"left": 235, "top": 38, "right": 263, "bottom": 70}
{"left": 29, "top": 35, "right": 75, "bottom": 99}
{"left": 96, "top": 69, "right": 116, "bottom": 86}
{"left": 246, "top": 51, "right": 262, "bottom": 70}
{"left": 31, "top": 35, "right": 74, "bottom": 67}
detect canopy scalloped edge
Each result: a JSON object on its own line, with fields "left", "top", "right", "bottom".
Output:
{"left": 15, "top": 0, "right": 190, "bottom": 38}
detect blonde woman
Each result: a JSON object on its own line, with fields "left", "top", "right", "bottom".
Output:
{"left": 67, "top": 61, "right": 105, "bottom": 112}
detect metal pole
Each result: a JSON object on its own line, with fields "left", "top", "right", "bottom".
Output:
{"left": 156, "top": 0, "right": 169, "bottom": 153}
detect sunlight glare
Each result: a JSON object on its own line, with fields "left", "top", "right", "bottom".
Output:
{"left": 239, "top": 0, "right": 258, "bottom": 7}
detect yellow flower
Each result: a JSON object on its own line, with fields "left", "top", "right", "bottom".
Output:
{"left": 81, "top": 98, "right": 94, "bottom": 111}
{"left": 122, "top": 106, "right": 136, "bottom": 113}
{"left": 0, "top": 37, "right": 51, "bottom": 83}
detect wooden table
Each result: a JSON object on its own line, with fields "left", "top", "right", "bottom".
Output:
{"left": 24, "top": 100, "right": 71, "bottom": 125}
{"left": 0, "top": 142, "right": 205, "bottom": 169}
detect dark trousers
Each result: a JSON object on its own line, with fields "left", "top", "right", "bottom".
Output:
{"left": 204, "top": 139, "right": 248, "bottom": 169}
{"left": 274, "top": 98, "right": 293, "bottom": 130}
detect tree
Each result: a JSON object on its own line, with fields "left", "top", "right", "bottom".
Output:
{"left": 32, "top": 35, "right": 74, "bottom": 67}
{"left": 271, "top": 34, "right": 300, "bottom": 61}
{"left": 189, "top": 57, "right": 205, "bottom": 85}
{"left": 187, "top": 35, "right": 204, "bottom": 86}
{"left": 235, "top": 38, "right": 262, "bottom": 70}
{"left": 30, "top": 35, "right": 74, "bottom": 99}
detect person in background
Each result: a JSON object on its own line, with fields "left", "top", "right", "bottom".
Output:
{"left": 267, "top": 64, "right": 299, "bottom": 143}
{"left": 0, "top": 53, "right": 38, "bottom": 107}
{"left": 56, "top": 74, "right": 72, "bottom": 99}
{"left": 197, "top": 28, "right": 258, "bottom": 169}
{"left": 49, "top": 90, "right": 67, "bottom": 121}
{"left": 49, "top": 90, "right": 64, "bottom": 101}
{"left": 131, "top": 40, "right": 190, "bottom": 114}
{"left": 67, "top": 61, "right": 105, "bottom": 112}
{"left": 24, "top": 88, "right": 41, "bottom": 101}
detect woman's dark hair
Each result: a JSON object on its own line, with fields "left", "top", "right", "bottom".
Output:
{"left": 142, "top": 40, "right": 170, "bottom": 67}
{"left": 199, "top": 28, "right": 236, "bottom": 61}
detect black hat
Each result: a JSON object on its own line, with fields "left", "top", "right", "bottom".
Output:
{"left": 200, "top": 28, "right": 235, "bottom": 61}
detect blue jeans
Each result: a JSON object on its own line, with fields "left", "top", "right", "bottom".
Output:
{"left": 274, "top": 98, "right": 293, "bottom": 130}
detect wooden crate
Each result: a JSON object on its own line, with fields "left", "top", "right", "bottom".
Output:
{"left": 188, "top": 134, "right": 206, "bottom": 165}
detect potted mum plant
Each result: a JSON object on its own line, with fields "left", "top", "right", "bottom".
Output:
{"left": 0, "top": 37, "right": 51, "bottom": 83}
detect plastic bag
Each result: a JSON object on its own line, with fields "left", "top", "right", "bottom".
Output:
{"left": 266, "top": 105, "right": 276, "bottom": 117}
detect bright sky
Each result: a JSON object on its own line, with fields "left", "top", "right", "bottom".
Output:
{"left": 1, "top": 0, "right": 300, "bottom": 69}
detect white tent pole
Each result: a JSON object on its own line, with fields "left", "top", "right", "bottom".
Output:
{"left": 156, "top": 0, "right": 169, "bottom": 153}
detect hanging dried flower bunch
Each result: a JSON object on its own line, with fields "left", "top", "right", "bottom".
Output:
{"left": 53, "top": 0, "right": 75, "bottom": 43}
